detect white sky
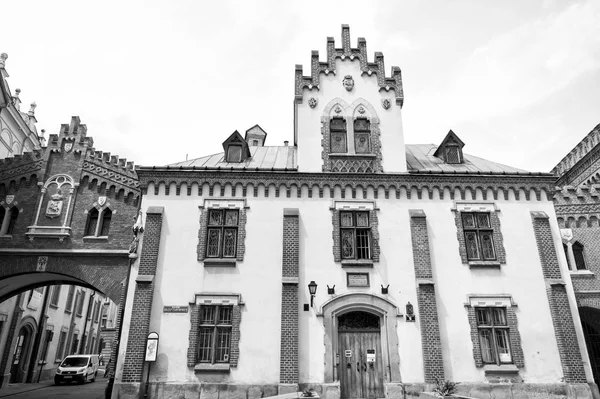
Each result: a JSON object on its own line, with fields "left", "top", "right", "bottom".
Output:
{"left": 2, "top": 0, "right": 599, "bottom": 172}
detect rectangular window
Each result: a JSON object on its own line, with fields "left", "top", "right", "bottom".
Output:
{"left": 445, "top": 146, "right": 460, "bottom": 163}
{"left": 50, "top": 285, "right": 61, "bottom": 307}
{"left": 65, "top": 286, "right": 75, "bottom": 313}
{"left": 56, "top": 331, "right": 67, "bottom": 361}
{"left": 340, "top": 211, "right": 371, "bottom": 260}
{"left": 462, "top": 212, "right": 496, "bottom": 261}
{"left": 476, "top": 307, "right": 512, "bottom": 364}
{"left": 226, "top": 145, "right": 242, "bottom": 162}
{"left": 206, "top": 209, "right": 239, "bottom": 258}
{"left": 197, "top": 305, "right": 233, "bottom": 363}
{"left": 92, "top": 301, "right": 99, "bottom": 323}
{"left": 76, "top": 292, "right": 85, "bottom": 317}
{"left": 330, "top": 117, "right": 347, "bottom": 153}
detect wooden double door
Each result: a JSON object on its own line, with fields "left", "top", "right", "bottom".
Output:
{"left": 338, "top": 312, "right": 384, "bottom": 399}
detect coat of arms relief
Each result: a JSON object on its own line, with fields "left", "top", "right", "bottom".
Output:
{"left": 45, "top": 190, "right": 64, "bottom": 218}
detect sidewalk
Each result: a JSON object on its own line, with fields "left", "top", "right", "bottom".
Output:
{"left": 0, "top": 381, "right": 55, "bottom": 398}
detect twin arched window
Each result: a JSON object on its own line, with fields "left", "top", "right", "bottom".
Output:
{"left": 330, "top": 116, "right": 372, "bottom": 155}
{"left": 85, "top": 207, "right": 112, "bottom": 237}
{"left": 564, "top": 241, "right": 586, "bottom": 270}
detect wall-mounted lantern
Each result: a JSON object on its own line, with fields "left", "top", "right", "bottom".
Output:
{"left": 381, "top": 285, "right": 389, "bottom": 294}
{"left": 327, "top": 285, "right": 335, "bottom": 295}
{"left": 308, "top": 281, "right": 318, "bottom": 307}
{"left": 405, "top": 302, "right": 415, "bottom": 322}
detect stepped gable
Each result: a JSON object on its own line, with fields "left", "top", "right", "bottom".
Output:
{"left": 295, "top": 25, "right": 403, "bottom": 107}
{"left": 551, "top": 123, "right": 600, "bottom": 186}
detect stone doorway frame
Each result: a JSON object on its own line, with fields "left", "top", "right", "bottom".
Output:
{"left": 318, "top": 292, "right": 402, "bottom": 384}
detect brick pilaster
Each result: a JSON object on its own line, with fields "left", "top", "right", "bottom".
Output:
{"left": 409, "top": 209, "right": 445, "bottom": 383}
{"left": 280, "top": 209, "right": 299, "bottom": 384}
{"left": 530, "top": 211, "right": 586, "bottom": 383}
{"left": 122, "top": 207, "right": 163, "bottom": 383}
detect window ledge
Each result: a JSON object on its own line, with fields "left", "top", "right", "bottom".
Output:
{"left": 570, "top": 270, "right": 594, "bottom": 278}
{"left": 64, "top": 309, "right": 72, "bottom": 314}
{"left": 0, "top": 235, "right": 13, "bottom": 239}
{"left": 483, "top": 364, "right": 519, "bottom": 375}
{"left": 83, "top": 236, "right": 109, "bottom": 242}
{"left": 341, "top": 260, "right": 373, "bottom": 268}
{"left": 194, "top": 363, "right": 230, "bottom": 372}
{"left": 204, "top": 259, "right": 237, "bottom": 267}
{"left": 329, "top": 153, "right": 377, "bottom": 159}
{"left": 49, "top": 304, "right": 59, "bottom": 310}
{"left": 468, "top": 261, "right": 501, "bottom": 269}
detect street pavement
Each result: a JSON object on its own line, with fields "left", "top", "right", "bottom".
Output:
{"left": 0, "top": 369, "right": 108, "bottom": 399}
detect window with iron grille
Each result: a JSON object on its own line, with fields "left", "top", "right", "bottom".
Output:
{"left": 226, "top": 145, "right": 242, "bottom": 162}
{"left": 330, "top": 117, "right": 347, "bottom": 153}
{"left": 206, "top": 209, "right": 239, "bottom": 258}
{"left": 476, "top": 307, "right": 512, "bottom": 364}
{"left": 197, "top": 305, "right": 233, "bottom": 364}
{"left": 354, "top": 118, "right": 371, "bottom": 154}
{"left": 462, "top": 212, "right": 496, "bottom": 261}
{"left": 340, "top": 211, "right": 371, "bottom": 260}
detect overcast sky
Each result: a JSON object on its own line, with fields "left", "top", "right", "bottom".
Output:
{"left": 2, "top": 0, "right": 599, "bottom": 172}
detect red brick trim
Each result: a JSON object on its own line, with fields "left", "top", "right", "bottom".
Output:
{"left": 280, "top": 210, "right": 299, "bottom": 384}
{"left": 409, "top": 210, "right": 444, "bottom": 383}
{"left": 122, "top": 207, "right": 163, "bottom": 383}
{"left": 530, "top": 212, "right": 587, "bottom": 383}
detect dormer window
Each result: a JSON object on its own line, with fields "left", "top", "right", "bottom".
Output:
{"left": 434, "top": 130, "right": 465, "bottom": 165}
{"left": 330, "top": 117, "right": 347, "bottom": 153}
{"left": 222, "top": 131, "right": 251, "bottom": 163}
{"left": 354, "top": 118, "right": 371, "bottom": 154}
{"left": 227, "top": 145, "right": 242, "bottom": 163}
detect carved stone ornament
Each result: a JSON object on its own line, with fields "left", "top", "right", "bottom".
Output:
{"left": 308, "top": 97, "right": 318, "bottom": 108}
{"left": 64, "top": 142, "right": 73, "bottom": 152}
{"left": 334, "top": 105, "right": 342, "bottom": 114}
{"left": 45, "top": 191, "right": 64, "bottom": 218}
{"left": 381, "top": 99, "right": 391, "bottom": 110}
{"left": 98, "top": 196, "right": 107, "bottom": 207}
{"left": 342, "top": 75, "right": 354, "bottom": 91}
{"left": 5, "top": 195, "right": 14, "bottom": 205}
{"left": 36, "top": 256, "right": 48, "bottom": 272}
{"left": 358, "top": 106, "right": 365, "bottom": 114}
{"left": 560, "top": 228, "right": 573, "bottom": 242}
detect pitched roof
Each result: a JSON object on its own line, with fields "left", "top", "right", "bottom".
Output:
{"left": 406, "top": 144, "right": 528, "bottom": 174}
{"left": 169, "top": 144, "right": 530, "bottom": 174}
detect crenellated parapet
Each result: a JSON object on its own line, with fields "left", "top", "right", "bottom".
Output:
{"left": 551, "top": 123, "right": 600, "bottom": 184}
{"left": 295, "top": 25, "right": 403, "bottom": 107}
{"left": 0, "top": 149, "right": 44, "bottom": 188}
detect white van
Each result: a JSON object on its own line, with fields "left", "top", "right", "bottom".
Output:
{"left": 54, "top": 354, "right": 99, "bottom": 384}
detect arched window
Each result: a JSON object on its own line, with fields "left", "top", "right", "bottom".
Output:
{"left": 572, "top": 242, "right": 586, "bottom": 270}
{"left": 84, "top": 207, "right": 112, "bottom": 237}
{"left": 100, "top": 209, "right": 112, "bottom": 236}
{"left": 353, "top": 118, "right": 371, "bottom": 154}
{"left": 85, "top": 208, "right": 99, "bottom": 236}
{"left": 0, "top": 206, "right": 18, "bottom": 235}
{"left": 330, "top": 117, "right": 347, "bottom": 153}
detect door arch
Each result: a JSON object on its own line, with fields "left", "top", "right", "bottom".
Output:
{"left": 580, "top": 307, "right": 600, "bottom": 383}
{"left": 320, "top": 292, "right": 402, "bottom": 386}
{"left": 9, "top": 317, "right": 37, "bottom": 383}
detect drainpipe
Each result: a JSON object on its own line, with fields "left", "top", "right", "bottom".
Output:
{"left": 26, "top": 286, "right": 50, "bottom": 383}
{"left": 80, "top": 292, "right": 96, "bottom": 354}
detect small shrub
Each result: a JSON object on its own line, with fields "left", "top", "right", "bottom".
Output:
{"left": 433, "top": 378, "right": 459, "bottom": 397}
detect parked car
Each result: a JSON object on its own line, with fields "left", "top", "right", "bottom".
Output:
{"left": 54, "top": 354, "right": 99, "bottom": 385}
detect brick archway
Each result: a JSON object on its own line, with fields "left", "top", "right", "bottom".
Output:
{"left": 0, "top": 253, "right": 130, "bottom": 304}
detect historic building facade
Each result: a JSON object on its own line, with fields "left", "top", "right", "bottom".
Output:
{"left": 0, "top": 108, "right": 140, "bottom": 386}
{"left": 552, "top": 123, "right": 600, "bottom": 389}
{"left": 113, "top": 26, "right": 596, "bottom": 399}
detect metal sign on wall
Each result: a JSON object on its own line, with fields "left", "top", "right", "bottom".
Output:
{"left": 163, "top": 306, "right": 188, "bottom": 313}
